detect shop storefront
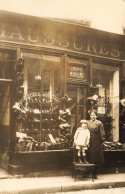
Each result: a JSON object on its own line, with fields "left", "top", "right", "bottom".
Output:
{"left": 0, "top": 10, "right": 125, "bottom": 174}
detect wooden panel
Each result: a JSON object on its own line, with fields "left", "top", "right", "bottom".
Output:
{"left": 123, "top": 62, "right": 125, "bottom": 77}
{"left": 0, "top": 10, "right": 124, "bottom": 60}
{"left": 9, "top": 150, "right": 73, "bottom": 174}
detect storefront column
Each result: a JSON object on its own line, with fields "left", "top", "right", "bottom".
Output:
{"left": 123, "top": 62, "right": 125, "bottom": 79}
{"left": 10, "top": 47, "right": 21, "bottom": 152}
{"left": 112, "top": 70, "right": 119, "bottom": 141}
{"left": 89, "top": 58, "right": 93, "bottom": 85}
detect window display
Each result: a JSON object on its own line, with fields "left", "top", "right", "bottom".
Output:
{"left": 87, "top": 63, "right": 119, "bottom": 141}
{"left": 0, "top": 50, "right": 14, "bottom": 79}
{"left": 13, "top": 54, "right": 74, "bottom": 152}
{"left": 12, "top": 54, "right": 120, "bottom": 152}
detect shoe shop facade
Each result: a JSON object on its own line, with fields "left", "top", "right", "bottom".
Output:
{"left": 0, "top": 11, "right": 125, "bottom": 174}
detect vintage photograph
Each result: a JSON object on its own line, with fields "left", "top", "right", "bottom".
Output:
{"left": 0, "top": 0, "right": 125, "bottom": 193}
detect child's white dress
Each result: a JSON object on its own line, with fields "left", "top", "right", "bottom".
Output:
{"left": 74, "top": 127, "right": 90, "bottom": 150}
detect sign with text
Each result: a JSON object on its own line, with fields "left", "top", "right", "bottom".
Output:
{"left": 0, "top": 12, "right": 124, "bottom": 60}
{"left": 98, "top": 106, "right": 106, "bottom": 114}
{"left": 69, "top": 66, "right": 85, "bottom": 79}
{"left": 67, "top": 60, "right": 88, "bottom": 83}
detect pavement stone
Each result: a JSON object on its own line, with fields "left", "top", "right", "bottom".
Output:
{"left": 0, "top": 170, "right": 125, "bottom": 193}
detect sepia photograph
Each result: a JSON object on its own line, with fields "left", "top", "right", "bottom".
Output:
{"left": 0, "top": 0, "right": 125, "bottom": 193}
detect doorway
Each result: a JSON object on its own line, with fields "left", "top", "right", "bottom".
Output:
{"left": 67, "top": 85, "right": 87, "bottom": 136}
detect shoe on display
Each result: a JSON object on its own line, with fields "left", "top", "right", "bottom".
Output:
{"left": 34, "top": 128, "right": 39, "bottom": 134}
{"left": 16, "top": 115, "right": 25, "bottom": 122}
{"left": 61, "top": 94, "right": 72, "bottom": 102}
{"left": 12, "top": 102, "right": 21, "bottom": 111}
{"left": 33, "top": 117, "right": 40, "bottom": 122}
{"left": 17, "top": 86, "right": 24, "bottom": 94}
{"left": 58, "top": 116, "right": 67, "bottom": 123}
{"left": 16, "top": 78, "right": 24, "bottom": 85}
{"left": 33, "top": 109, "right": 41, "bottom": 114}
{"left": 16, "top": 72, "right": 24, "bottom": 79}
{"left": 87, "top": 94, "right": 99, "bottom": 101}
{"left": 17, "top": 57, "right": 24, "bottom": 65}
{"left": 66, "top": 108, "right": 71, "bottom": 115}
{"left": 48, "top": 134, "right": 56, "bottom": 143}
{"left": 20, "top": 109, "right": 26, "bottom": 114}
{"left": 59, "top": 110, "right": 67, "bottom": 116}
{"left": 22, "top": 106, "right": 29, "bottom": 112}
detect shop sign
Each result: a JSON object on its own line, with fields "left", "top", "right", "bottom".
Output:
{"left": 0, "top": 19, "right": 124, "bottom": 60}
{"left": 26, "top": 92, "right": 49, "bottom": 98}
{"left": 69, "top": 66, "right": 84, "bottom": 79}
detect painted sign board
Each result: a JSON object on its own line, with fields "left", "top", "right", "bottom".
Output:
{"left": 0, "top": 11, "right": 124, "bottom": 60}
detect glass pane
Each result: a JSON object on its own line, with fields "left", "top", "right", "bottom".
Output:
{"left": 0, "top": 84, "right": 10, "bottom": 153}
{"left": 0, "top": 51, "right": 14, "bottom": 79}
{"left": 41, "top": 55, "right": 61, "bottom": 146}
{"left": 0, "top": 59, "right": 4, "bottom": 78}
{"left": 15, "top": 53, "right": 63, "bottom": 152}
{"left": 67, "top": 86, "right": 87, "bottom": 137}
{"left": 91, "top": 63, "right": 119, "bottom": 141}
{"left": 42, "top": 55, "right": 61, "bottom": 99}
{"left": 23, "top": 53, "right": 41, "bottom": 142}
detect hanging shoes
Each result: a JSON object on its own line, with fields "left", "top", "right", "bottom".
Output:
{"left": 16, "top": 58, "right": 24, "bottom": 71}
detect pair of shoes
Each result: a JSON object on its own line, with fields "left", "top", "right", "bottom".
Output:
{"left": 83, "top": 156, "right": 89, "bottom": 164}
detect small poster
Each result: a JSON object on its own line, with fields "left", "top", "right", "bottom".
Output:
{"left": 69, "top": 66, "right": 85, "bottom": 79}
{"left": 98, "top": 107, "right": 105, "bottom": 114}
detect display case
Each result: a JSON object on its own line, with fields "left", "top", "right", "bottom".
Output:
{"left": 13, "top": 54, "right": 74, "bottom": 153}
{"left": 86, "top": 63, "right": 120, "bottom": 141}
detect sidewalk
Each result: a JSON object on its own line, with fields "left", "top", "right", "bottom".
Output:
{"left": 0, "top": 169, "right": 125, "bottom": 193}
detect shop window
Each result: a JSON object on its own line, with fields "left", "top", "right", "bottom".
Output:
{"left": 120, "top": 78, "right": 125, "bottom": 143}
{"left": 15, "top": 53, "right": 74, "bottom": 152}
{"left": 0, "top": 50, "right": 14, "bottom": 79}
{"left": 42, "top": 55, "right": 61, "bottom": 99}
{"left": 87, "top": 63, "right": 119, "bottom": 141}
{"left": 0, "top": 49, "right": 15, "bottom": 155}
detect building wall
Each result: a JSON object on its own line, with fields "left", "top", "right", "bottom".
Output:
{"left": 0, "top": 0, "right": 124, "bottom": 34}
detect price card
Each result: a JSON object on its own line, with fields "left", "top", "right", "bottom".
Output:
{"left": 98, "top": 107, "right": 105, "bottom": 114}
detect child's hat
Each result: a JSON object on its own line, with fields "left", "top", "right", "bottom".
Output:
{"left": 80, "top": 120, "right": 88, "bottom": 124}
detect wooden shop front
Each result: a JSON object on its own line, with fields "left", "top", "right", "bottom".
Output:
{"left": 0, "top": 10, "right": 124, "bottom": 174}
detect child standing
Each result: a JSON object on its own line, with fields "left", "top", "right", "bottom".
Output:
{"left": 73, "top": 120, "right": 90, "bottom": 164}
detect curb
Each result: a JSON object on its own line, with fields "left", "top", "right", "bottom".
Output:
{"left": 61, "top": 182, "right": 116, "bottom": 192}
{"left": 115, "top": 181, "right": 125, "bottom": 187}
{"left": 1, "top": 181, "right": 124, "bottom": 193}
{"left": 39, "top": 181, "right": 125, "bottom": 193}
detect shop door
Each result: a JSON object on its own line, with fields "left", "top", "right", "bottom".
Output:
{"left": 0, "top": 82, "right": 11, "bottom": 156}
{"left": 67, "top": 85, "right": 87, "bottom": 136}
